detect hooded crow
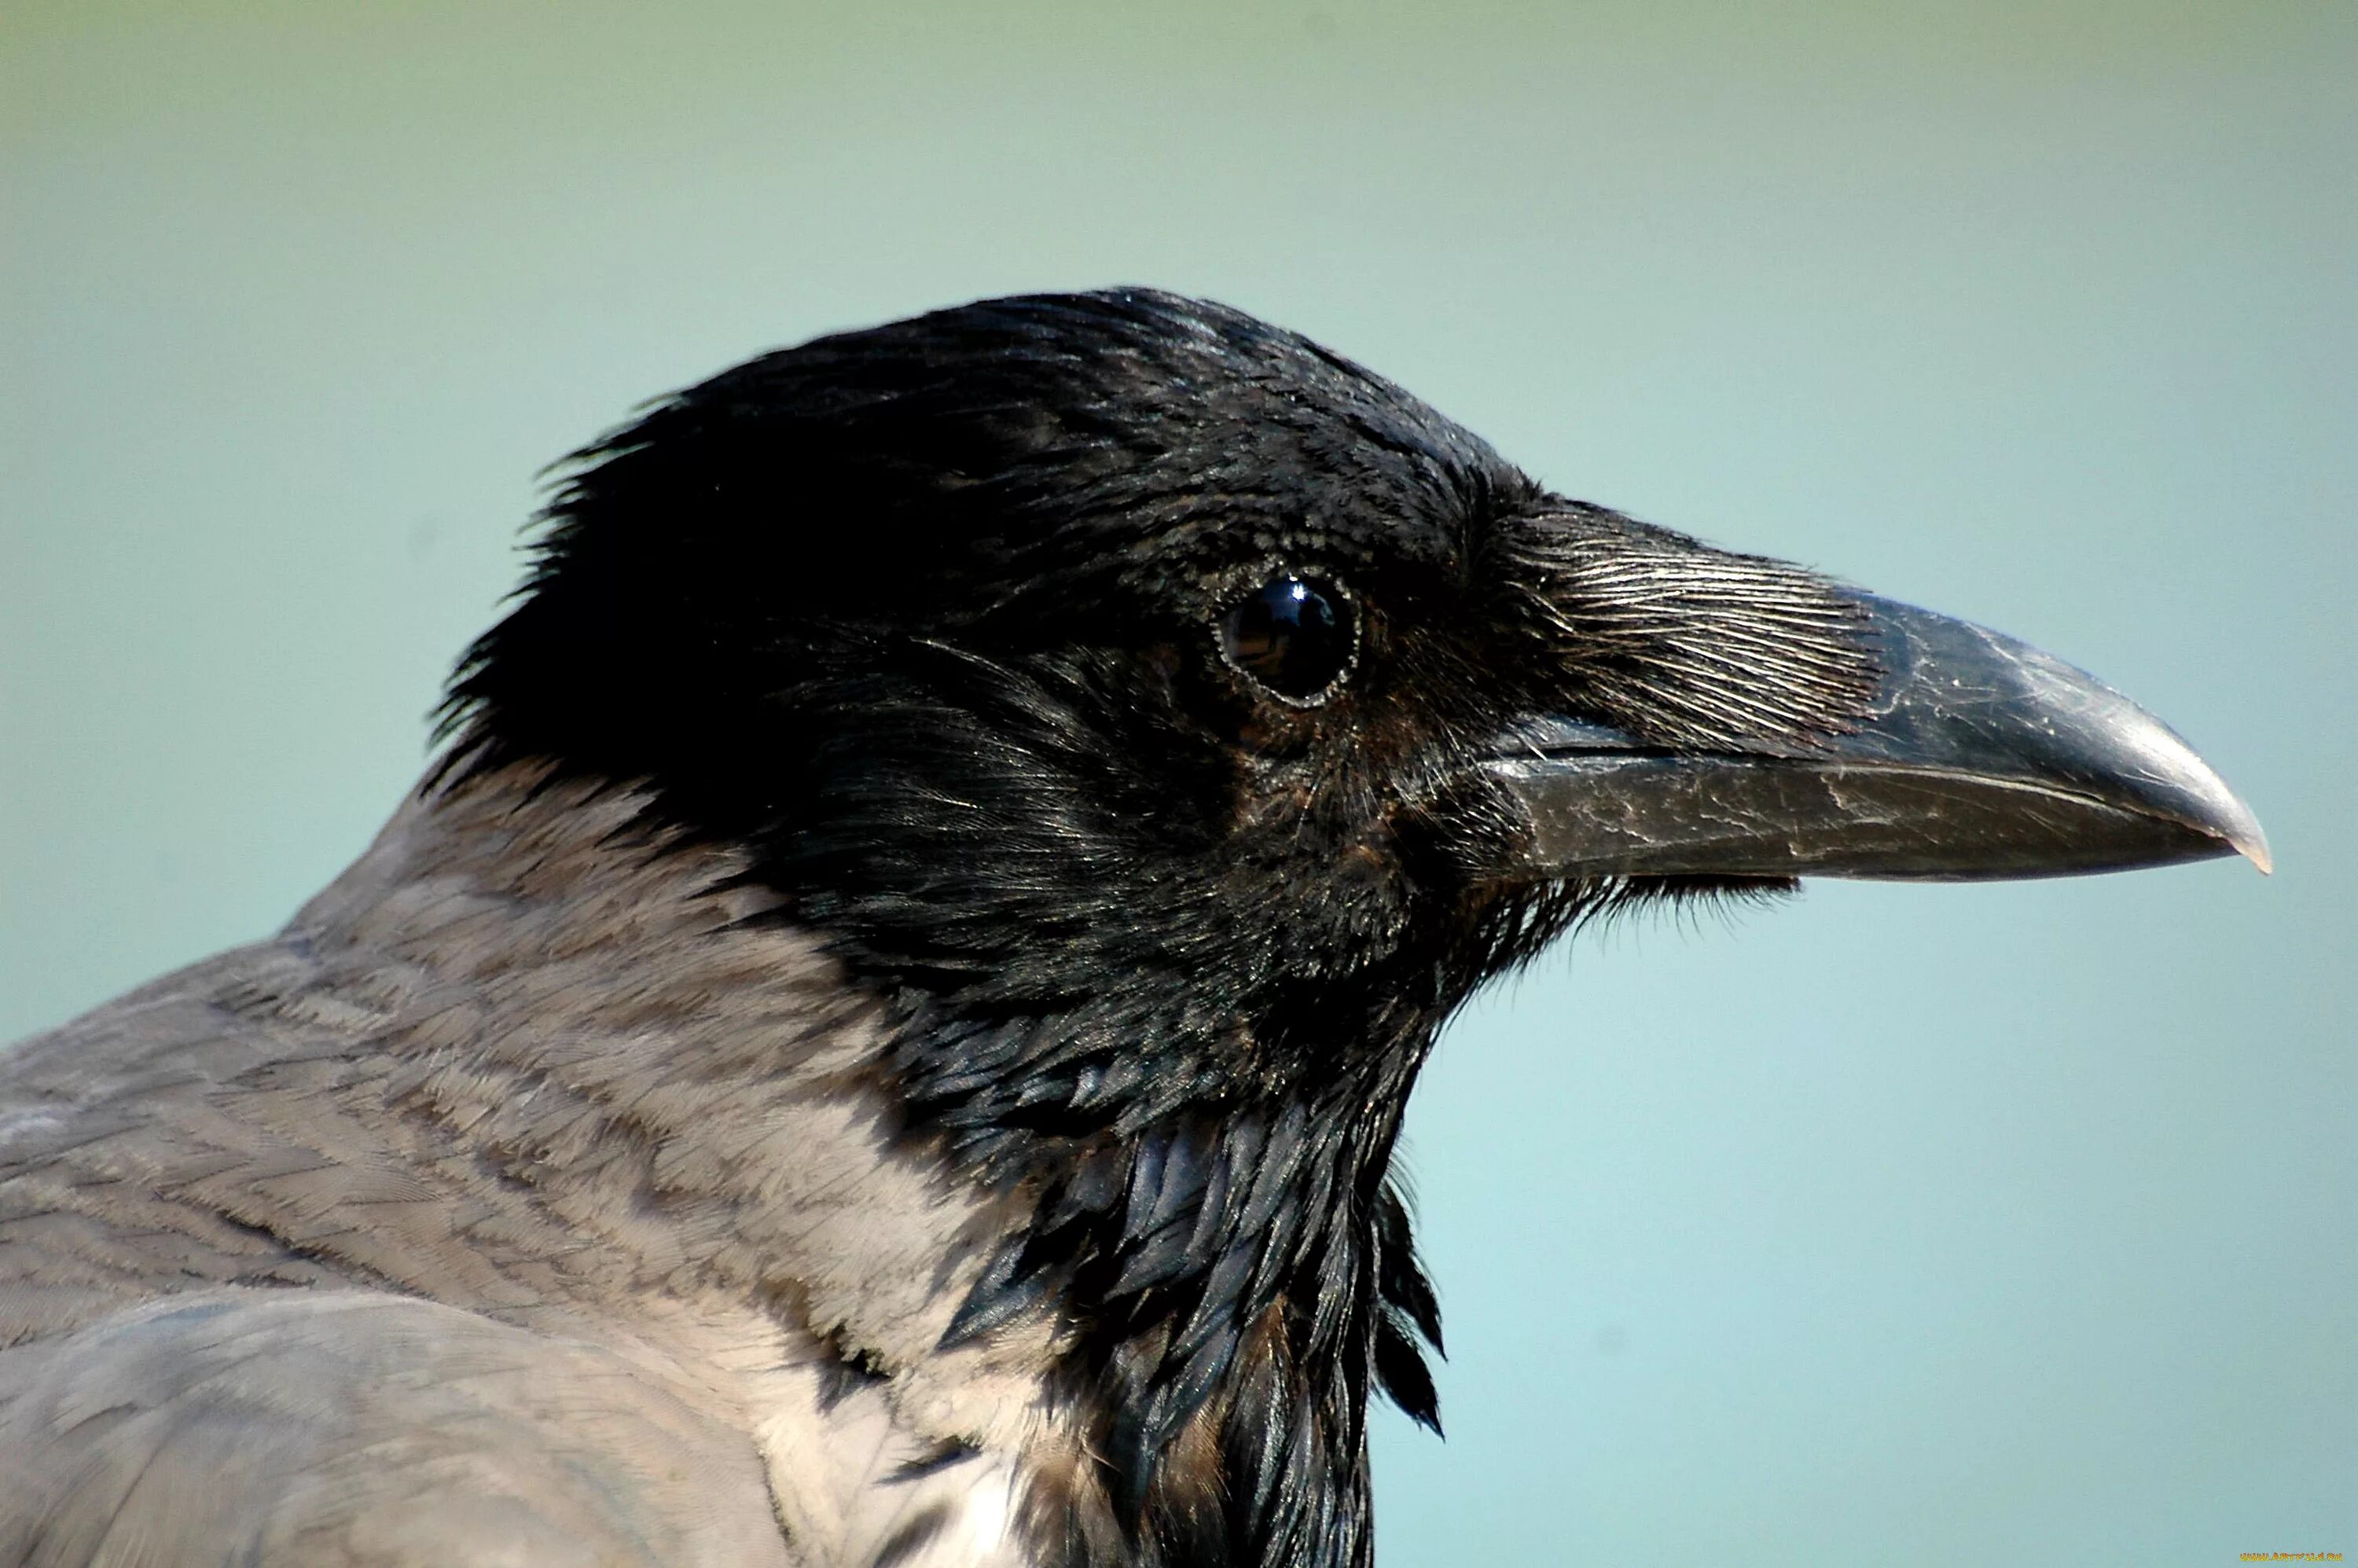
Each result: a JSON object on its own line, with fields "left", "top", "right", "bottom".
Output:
{"left": 0, "top": 288, "right": 2266, "bottom": 1568}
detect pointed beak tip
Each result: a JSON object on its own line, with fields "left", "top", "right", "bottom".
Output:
{"left": 2154, "top": 738, "right": 2269, "bottom": 876}
{"left": 2191, "top": 808, "right": 2270, "bottom": 875}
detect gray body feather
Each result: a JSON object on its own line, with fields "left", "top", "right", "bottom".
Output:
{"left": 0, "top": 1291, "right": 792, "bottom": 1568}
{"left": 0, "top": 770, "right": 1049, "bottom": 1567}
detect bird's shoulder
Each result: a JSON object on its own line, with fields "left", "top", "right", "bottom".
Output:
{"left": 0, "top": 1286, "right": 798, "bottom": 1567}
{"left": 0, "top": 930, "right": 376, "bottom": 1342}
{"left": 2, "top": 775, "right": 1060, "bottom": 1565}
{"left": 0, "top": 773, "right": 870, "bottom": 1341}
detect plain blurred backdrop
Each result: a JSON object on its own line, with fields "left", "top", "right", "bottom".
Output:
{"left": 5, "top": 2, "right": 2352, "bottom": 1562}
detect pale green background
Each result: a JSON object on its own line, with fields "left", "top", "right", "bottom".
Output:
{"left": 4, "top": 3, "right": 2352, "bottom": 1563}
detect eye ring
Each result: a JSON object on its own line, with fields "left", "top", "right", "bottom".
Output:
{"left": 1216, "top": 571, "right": 1361, "bottom": 707}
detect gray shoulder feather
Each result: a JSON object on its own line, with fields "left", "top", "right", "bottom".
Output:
{"left": 1, "top": 773, "right": 1050, "bottom": 1566}
{"left": 0, "top": 1288, "right": 797, "bottom": 1568}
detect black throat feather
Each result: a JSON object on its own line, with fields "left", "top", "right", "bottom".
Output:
{"left": 696, "top": 631, "right": 1593, "bottom": 1568}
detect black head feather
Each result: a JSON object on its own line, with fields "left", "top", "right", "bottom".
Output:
{"left": 441, "top": 288, "right": 1875, "bottom": 1567}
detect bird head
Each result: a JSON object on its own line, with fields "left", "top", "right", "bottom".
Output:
{"left": 438, "top": 288, "right": 2263, "bottom": 1566}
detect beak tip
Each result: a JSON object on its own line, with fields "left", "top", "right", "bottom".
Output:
{"left": 2158, "top": 740, "right": 2268, "bottom": 875}
{"left": 2037, "top": 655, "right": 2270, "bottom": 879}
{"left": 2169, "top": 775, "right": 2272, "bottom": 875}
{"left": 2166, "top": 777, "right": 2269, "bottom": 872}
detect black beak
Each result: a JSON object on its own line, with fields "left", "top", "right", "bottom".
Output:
{"left": 1487, "top": 594, "right": 2270, "bottom": 882}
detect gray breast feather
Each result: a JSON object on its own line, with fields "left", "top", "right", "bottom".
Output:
{"left": 0, "top": 1289, "right": 797, "bottom": 1568}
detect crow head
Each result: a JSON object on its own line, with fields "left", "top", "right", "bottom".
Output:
{"left": 441, "top": 289, "right": 2262, "bottom": 1567}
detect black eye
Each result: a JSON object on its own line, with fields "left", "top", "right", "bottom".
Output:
{"left": 1219, "top": 574, "right": 1358, "bottom": 705}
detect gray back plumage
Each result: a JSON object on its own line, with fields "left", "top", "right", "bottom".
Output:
{"left": 1, "top": 770, "right": 1052, "bottom": 1567}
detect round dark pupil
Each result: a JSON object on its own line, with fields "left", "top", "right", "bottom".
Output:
{"left": 1225, "top": 576, "right": 1349, "bottom": 699}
